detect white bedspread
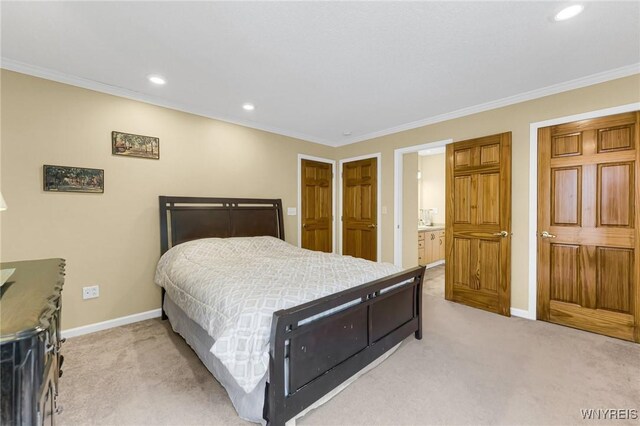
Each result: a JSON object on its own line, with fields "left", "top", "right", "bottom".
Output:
{"left": 154, "top": 236, "right": 401, "bottom": 393}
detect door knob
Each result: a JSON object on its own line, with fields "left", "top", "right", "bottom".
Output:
{"left": 492, "top": 231, "right": 509, "bottom": 238}
{"left": 302, "top": 224, "right": 307, "bottom": 228}
{"left": 540, "top": 231, "right": 556, "bottom": 238}
{"left": 367, "top": 224, "right": 377, "bottom": 228}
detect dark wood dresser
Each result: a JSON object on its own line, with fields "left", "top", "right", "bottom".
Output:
{"left": 0, "top": 259, "right": 65, "bottom": 425}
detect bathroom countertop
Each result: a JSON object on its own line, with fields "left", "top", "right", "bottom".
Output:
{"left": 418, "top": 224, "right": 445, "bottom": 232}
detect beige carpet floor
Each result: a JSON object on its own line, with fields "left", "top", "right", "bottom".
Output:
{"left": 422, "top": 264, "right": 445, "bottom": 298}
{"left": 57, "top": 266, "right": 640, "bottom": 425}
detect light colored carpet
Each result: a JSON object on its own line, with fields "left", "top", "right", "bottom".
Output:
{"left": 422, "top": 264, "right": 445, "bottom": 298}
{"left": 57, "top": 266, "right": 639, "bottom": 425}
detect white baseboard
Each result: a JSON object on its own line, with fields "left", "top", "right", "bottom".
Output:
{"left": 510, "top": 307, "right": 535, "bottom": 320}
{"left": 425, "top": 259, "right": 445, "bottom": 268}
{"left": 61, "top": 305, "right": 532, "bottom": 338}
{"left": 62, "top": 308, "right": 162, "bottom": 339}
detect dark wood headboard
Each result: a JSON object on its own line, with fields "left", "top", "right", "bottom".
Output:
{"left": 159, "top": 196, "right": 285, "bottom": 255}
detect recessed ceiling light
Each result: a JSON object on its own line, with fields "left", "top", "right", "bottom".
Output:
{"left": 148, "top": 75, "right": 166, "bottom": 85}
{"left": 342, "top": 131, "right": 352, "bottom": 136}
{"left": 243, "top": 103, "right": 255, "bottom": 111}
{"left": 554, "top": 4, "right": 584, "bottom": 21}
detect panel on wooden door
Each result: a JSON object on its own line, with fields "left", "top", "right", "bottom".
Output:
{"left": 301, "top": 159, "right": 333, "bottom": 253}
{"left": 537, "top": 111, "right": 639, "bottom": 342}
{"left": 445, "top": 133, "right": 512, "bottom": 316}
{"left": 342, "top": 157, "right": 377, "bottom": 261}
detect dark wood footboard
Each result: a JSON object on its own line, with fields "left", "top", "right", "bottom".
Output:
{"left": 266, "top": 266, "right": 425, "bottom": 425}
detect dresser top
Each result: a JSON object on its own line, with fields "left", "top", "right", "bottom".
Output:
{"left": 0, "top": 258, "right": 65, "bottom": 342}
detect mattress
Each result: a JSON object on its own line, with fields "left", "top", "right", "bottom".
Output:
{"left": 154, "top": 236, "right": 402, "bottom": 393}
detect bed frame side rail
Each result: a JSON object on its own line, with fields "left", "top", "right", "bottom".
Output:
{"left": 266, "top": 266, "right": 425, "bottom": 425}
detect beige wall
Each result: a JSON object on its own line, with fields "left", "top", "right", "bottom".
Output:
{"left": 2, "top": 69, "right": 638, "bottom": 329}
{"left": 335, "top": 74, "right": 640, "bottom": 311}
{"left": 0, "top": 70, "right": 334, "bottom": 329}
{"left": 419, "top": 153, "right": 446, "bottom": 225}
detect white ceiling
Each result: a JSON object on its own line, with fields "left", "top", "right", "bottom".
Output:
{"left": 2, "top": 2, "right": 639, "bottom": 147}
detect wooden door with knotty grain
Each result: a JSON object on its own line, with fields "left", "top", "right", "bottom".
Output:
{"left": 445, "top": 133, "right": 512, "bottom": 316}
{"left": 538, "top": 111, "right": 639, "bottom": 342}
{"left": 342, "top": 157, "right": 377, "bottom": 261}
{"left": 301, "top": 159, "right": 333, "bottom": 253}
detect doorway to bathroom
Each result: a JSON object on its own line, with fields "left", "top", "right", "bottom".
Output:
{"left": 418, "top": 147, "right": 446, "bottom": 269}
{"left": 417, "top": 147, "right": 447, "bottom": 298}
{"left": 395, "top": 139, "right": 452, "bottom": 299}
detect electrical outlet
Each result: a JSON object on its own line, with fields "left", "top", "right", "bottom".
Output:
{"left": 82, "top": 285, "right": 99, "bottom": 300}
{"left": 287, "top": 207, "right": 297, "bottom": 216}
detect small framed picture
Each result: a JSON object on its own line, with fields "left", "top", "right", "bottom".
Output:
{"left": 43, "top": 165, "right": 104, "bottom": 193}
{"left": 112, "top": 131, "right": 159, "bottom": 159}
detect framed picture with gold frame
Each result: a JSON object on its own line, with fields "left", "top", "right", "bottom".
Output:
{"left": 112, "top": 131, "right": 159, "bottom": 159}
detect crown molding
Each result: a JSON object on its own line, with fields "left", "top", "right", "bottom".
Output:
{"left": 336, "top": 62, "right": 640, "bottom": 147}
{"left": 0, "top": 58, "right": 338, "bottom": 147}
{"left": 2, "top": 57, "right": 637, "bottom": 149}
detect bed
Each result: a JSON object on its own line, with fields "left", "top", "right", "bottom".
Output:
{"left": 156, "top": 196, "right": 425, "bottom": 425}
